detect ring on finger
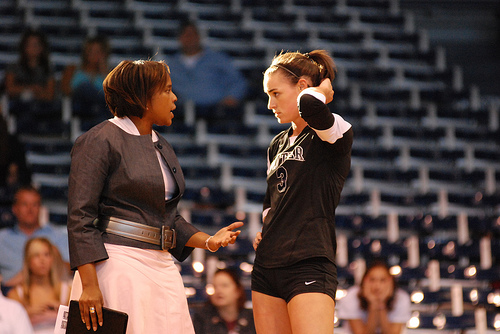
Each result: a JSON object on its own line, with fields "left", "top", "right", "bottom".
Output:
{"left": 90, "top": 306, "right": 95, "bottom": 314}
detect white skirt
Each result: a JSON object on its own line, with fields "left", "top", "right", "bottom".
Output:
{"left": 71, "top": 244, "right": 194, "bottom": 334}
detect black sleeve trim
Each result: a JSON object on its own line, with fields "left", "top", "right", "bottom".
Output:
{"left": 298, "top": 94, "right": 334, "bottom": 130}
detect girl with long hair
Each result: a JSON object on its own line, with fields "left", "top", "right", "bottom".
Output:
{"left": 7, "top": 237, "right": 71, "bottom": 334}
{"left": 252, "top": 50, "right": 353, "bottom": 334}
{"left": 337, "top": 261, "right": 411, "bottom": 334}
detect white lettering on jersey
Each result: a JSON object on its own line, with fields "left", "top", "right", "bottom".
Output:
{"left": 267, "top": 146, "right": 305, "bottom": 176}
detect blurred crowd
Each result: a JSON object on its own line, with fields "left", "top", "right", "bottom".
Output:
{"left": 0, "top": 24, "right": 415, "bottom": 334}
{"left": 0, "top": 23, "right": 251, "bottom": 334}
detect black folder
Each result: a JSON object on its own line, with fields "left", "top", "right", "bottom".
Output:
{"left": 66, "top": 300, "right": 128, "bottom": 334}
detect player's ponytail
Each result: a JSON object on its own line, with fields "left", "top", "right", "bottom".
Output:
{"left": 307, "top": 50, "right": 336, "bottom": 84}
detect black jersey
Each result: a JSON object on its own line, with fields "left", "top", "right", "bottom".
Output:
{"left": 254, "top": 93, "right": 353, "bottom": 268}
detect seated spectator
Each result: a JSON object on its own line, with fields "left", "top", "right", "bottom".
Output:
{"left": 61, "top": 35, "right": 111, "bottom": 126}
{"left": 0, "top": 113, "right": 31, "bottom": 207}
{"left": 0, "top": 274, "right": 34, "bottom": 334}
{"left": 192, "top": 268, "right": 256, "bottom": 334}
{"left": 167, "top": 21, "right": 248, "bottom": 124}
{"left": 3, "top": 29, "right": 57, "bottom": 133}
{"left": 336, "top": 261, "right": 411, "bottom": 334}
{"left": 7, "top": 237, "right": 71, "bottom": 334}
{"left": 0, "top": 186, "right": 69, "bottom": 288}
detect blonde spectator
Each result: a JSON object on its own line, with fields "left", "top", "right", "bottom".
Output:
{"left": 7, "top": 237, "right": 71, "bottom": 334}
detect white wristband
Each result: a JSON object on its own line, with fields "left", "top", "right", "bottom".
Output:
{"left": 297, "top": 88, "right": 326, "bottom": 104}
{"left": 205, "top": 236, "right": 217, "bottom": 252}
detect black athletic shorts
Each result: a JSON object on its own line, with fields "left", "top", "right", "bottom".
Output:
{"left": 251, "top": 257, "right": 338, "bottom": 303}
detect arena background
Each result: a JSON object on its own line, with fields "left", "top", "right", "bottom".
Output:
{"left": 0, "top": 0, "right": 499, "bottom": 332}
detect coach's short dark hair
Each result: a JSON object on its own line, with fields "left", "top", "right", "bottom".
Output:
{"left": 103, "top": 60, "right": 171, "bottom": 118}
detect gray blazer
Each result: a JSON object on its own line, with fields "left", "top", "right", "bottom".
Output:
{"left": 67, "top": 121, "right": 199, "bottom": 270}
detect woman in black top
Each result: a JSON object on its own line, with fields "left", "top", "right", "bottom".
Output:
{"left": 251, "top": 50, "right": 353, "bottom": 334}
{"left": 4, "top": 29, "right": 56, "bottom": 132}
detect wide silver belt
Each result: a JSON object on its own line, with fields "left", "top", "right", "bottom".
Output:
{"left": 96, "top": 216, "right": 176, "bottom": 250}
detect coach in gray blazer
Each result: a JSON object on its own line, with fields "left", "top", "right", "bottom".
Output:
{"left": 67, "top": 60, "right": 243, "bottom": 334}
{"left": 67, "top": 119, "right": 196, "bottom": 267}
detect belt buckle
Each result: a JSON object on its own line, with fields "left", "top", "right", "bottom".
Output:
{"left": 161, "top": 226, "right": 176, "bottom": 250}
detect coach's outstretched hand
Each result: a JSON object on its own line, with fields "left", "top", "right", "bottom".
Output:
{"left": 207, "top": 221, "right": 244, "bottom": 252}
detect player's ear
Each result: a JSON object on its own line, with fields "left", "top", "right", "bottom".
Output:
{"left": 298, "top": 78, "right": 309, "bottom": 90}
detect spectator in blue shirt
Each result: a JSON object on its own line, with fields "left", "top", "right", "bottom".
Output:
{"left": 167, "top": 21, "right": 248, "bottom": 124}
{"left": 0, "top": 186, "right": 69, "bottom": 288}
{"left": 61, "top": 35, "right": 111, "bottom": 126}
